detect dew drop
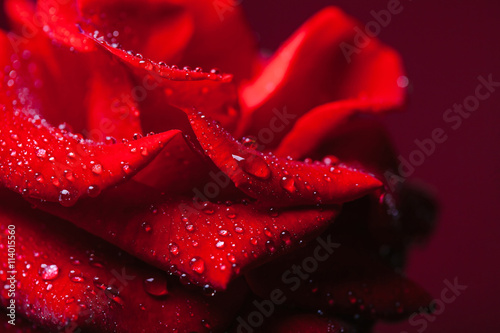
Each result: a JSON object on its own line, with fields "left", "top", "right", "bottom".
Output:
{"left": 69, "top": 269, "right": 84, "bottom": 283}
{"left": 69, "top": 257, "right": 81, "bottom": 265}
{"left": 35, "top": 174, "right": 44, "bottom": 183}
{"left": 105, "top": 136, "right": 117, "bottom": 144}
{"left": 266, "top": 240, "right": 276, "bottom": 253}
{"left": 52, "top": 177, "right": 60, "bottom": 187}
{"left": 86, "top": 185, "right": 101, "bottom": 198}
{"left": 280, "top": 230, "right": 292, "bottom": 246}
{"left": 215, "top": 240, "right": 225, "bottom": 249}
{"left": 39, "top": 264, "right": 59, "bottom": 281}
{"left": 202, "top": 203, "right": 215, "bottom": 215}
{"left": 268, "top": 208, "right": 279, "bottom": 217}
{"left": 190, "top": 257, "right": 205, "bottom": 274}
{"left": 91, "top": 164, "right": 103, "bottom": 175}
{"left": 169, "top": 243, "right": 180, "bottom": 256}
{"left": 239, "top": 154, "right": 271, "bottom": 180}
{"left": 143, "top": 276, "right": 168, "bottom": 297}
{"left": 88, "top": 257, "right": 104, "bottom": 269}
{"left": 36, "top": 148, "right": 47, "bottom": 159}
{"left": 64, "top": 170, "right": 75, "bottom": 182}
{"left": 59, "top": 189, "right": 76, "bottom": 207}
{"left": 105, "top": 286, "right": 124, "bottom": 306}
{"left": 234, "top": 226, "right": 244, "bottom": 234}
{"left": 93, "top": 276, "right": 106, "bottom": 290}
{"left": 280, "top": 176, "right": 296, "bottom": 193}
{"left": 323, "top": 155, "right": 339, "bottom": 165}
{"left": 227, "top": 253, "right": 236, "bottom": 263}
{"left": 241, "top": 136, "right": 258, "bottom": 150}
{"left": 141, "top": 222, "right": 152, "bottom": 233}
{"left": 122, "top": 164, "right": 132, "bottom": 175}
{"left": 225, "top": 207, "right": 237, "bottom": 219}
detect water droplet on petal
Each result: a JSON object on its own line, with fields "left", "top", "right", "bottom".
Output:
{"left": 35, "top": 174, "right": 44, "bottom": 183}
{"left": 36, "top": 148, "right": 47, "bottom": 159}
{"left": 266, "top": 240, "right": 276, "bottom": 253}
{"left": 141, "top": 222, "right": 152, "bottom": 233}
{"left": 69, "top": 269, "right": 84, "bottom": 283}
{"left": 105, "top": 286, "right": 124, "bottom": 306}
{"left": 122, "top": 164, "right": 133, "bottom": 175}
{"left": 215, "top": 240, "right": 225, "bottom": 249}
{"left": 190, "top": 257, "right": 205, "bottom": 274}
{"left": 241, "top": 136, "right": 258, "bottom": 150}
{"left": 59, "top": 189, "right": 77, "bottom": 207}
{"left": 64, "top": 170, "right": 75, "bottom": 182}
{"left": 86, "top": 185, "right": 101, "bottom": 198}
{"left": 169, "top": 243, "right": 180, "bottom": 256}
{"left": 280, "top": 230, "right": 292, "bottom": 246}
{"left": 39, "top": 264, "right": 59, "bottom": 281}
{"left": 239, "top": 154, "right": 271, "bottom": 180}
{"left": 89, "top": 257, "right": 104, "bottom": 268}
{"left": 91, "top": 164, "right": 103, "bottom": 175}
{"left": 280, "top": 176, "right": 296, "bottom": 193}
{"left": 143, "top": 276, "right": 168, "bottom": 297}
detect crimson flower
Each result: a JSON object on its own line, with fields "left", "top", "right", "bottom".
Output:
{"left": 0, "top": 0, "right": 436, "bottom": 332}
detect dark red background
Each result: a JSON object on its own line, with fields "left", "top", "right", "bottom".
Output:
{"left": 244, "top": 0, "right": 500, "bottom": 331}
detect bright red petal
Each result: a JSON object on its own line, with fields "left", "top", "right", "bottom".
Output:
{"left": 85, "top": 49, "right": 144, "bottom": 141}
{"left": 35, "top": 0, "right": 94, "bottom": 51}
{"left": 0, "top": 191, "right": 246, "bottom": 332}
{"left": 187, "top": 111, "right": 382, "bottom": 208}
{"left": 84, "top": 34, "right": 241, "bottom": 133}
{"left": 1, "top": 29, "right": 185, "bottom": 205}
{"left": 4, "top": 0, "right": 144, "bottom": 141}
{"left": 38, "top": 180, "right": 339, "bottom": 290}
{"left": 238, "top": 7, "right": 406, "bottom": 147}
{"left": 78, "top": 0, "right": 193, "bottom": 60}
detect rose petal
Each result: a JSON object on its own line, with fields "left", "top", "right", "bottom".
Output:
{"left": 78, "top": 0, "right": 193, "bottom": 60}
{"left": 78, "top": 0, "right": 258, "bottom": 80}
{"left": 34, "top": 0, "right": 94, "bottom": 51}
{"left": 175, "top": 0, "right": 259, "bottom": 81}
{"left": 304, "top": 116, "right": 436, "bottom": 246}
{"left": 275, "top": 103, "right": 399, "bottom": 161}
{"left": 187, "top": 111, "right": 382, "bottom": 208}
{"left": 0, "top": 102, "right": 180, "bottom": 205}
{"left": 1, "top": 29, "right": 185, "bottom": 205}
{"left": 4, "top": 0, "right": 141, "bottom": 139}
{"left": 85, "top": 48, "right": 144, "bottom": 141}
{"left": 237, "top": 7, "right": 405, "bottom": 147}
{"left": 84, "top": 34, "right": 241, "bottom": 133}
{"left": 0, "top": 191, "right": 246, "bottom": 332}
{"left": 38, "top": 180, "right": 339, "bottom": 290}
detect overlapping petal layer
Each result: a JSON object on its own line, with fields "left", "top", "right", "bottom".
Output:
{"left": 0, "top": 191, "right": 247, "bottom": 332}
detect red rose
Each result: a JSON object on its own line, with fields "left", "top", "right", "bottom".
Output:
{"left": 0, "top": 0, "right": 436, "bottom": 331}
